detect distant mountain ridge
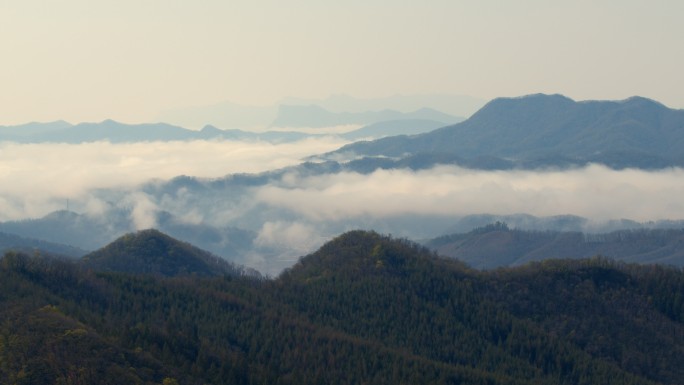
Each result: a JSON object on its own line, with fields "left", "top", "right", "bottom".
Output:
{"left": 154, "top": 93, "right": 484, "bottom": 129}
{"left": 0, "top": 107, "right": 462, "bottom": 143}
{"left": 0, "top": 231, "right": 86, "bottom": 258}
{"left": 279, "top": 93, "right": 485, "bottom": 117}
{"left": 5, "top": 204, "right": 684, "bottom": 275}
{"left": 427, "top": 224, "right": 684, "bottom": 269}
{"left": 0, "top": 120, "right": 318, "bottom": 144}
{"left": 271, "top": 104, "right": 462, "bottom": 128}
{"left": 331, "top": 94, "right": 684, "bottom": 169}
{"left": 0, "top": 209, "right": 258, "bottom": 264}
{"left": 340, "top": 118, "right": 452, "bottom": 140}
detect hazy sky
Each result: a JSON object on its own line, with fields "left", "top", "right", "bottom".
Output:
{"left": 2, "top": 0, "right": 682, "bottom": 125}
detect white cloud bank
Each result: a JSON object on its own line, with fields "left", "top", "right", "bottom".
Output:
{"left": 254, "top": 165, "right": 684, "bottom": 223}
{"left": 3, "top": 139, "right": 684, "bottom": 275}
{"left": 0, "top": 138, "right": 349, "bottom": 221}
{"left": 2, "top": 137, "right": 684, "bottom": 230}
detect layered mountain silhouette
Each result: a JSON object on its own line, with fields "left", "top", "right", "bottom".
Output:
{"left": 271, "top": 104, "right": 462, "bottom": 128}
{"left": 331, "top": 94, "right": 684, "bottom": 169}
{"left": 0, "top": 109, "right": 461, "bottom": 143}
{"left": 0, "top": 120, "right": 317, "bottom": 143}
{"left": 340, "top": 118, "right": 452, "bottom": 140}
{"left": 155, "top": 94, "right": 483, "bottom": 130}
{"left": 427, "top": 223, "right": 684, "bottom": 269}
{"left": 0, "top": 210, "right": 125, "bottom": 251}
{"left": 6, "top": 202, "right": 684, "bottom": 276}
{"left": 0, "top": 209, "right": 259, "bottom": 264}
{"left": 0, "top": 231, "right": 86, "bottom": 258}
{"left": 279, "top": 93, "right": 484, "bottom": 118}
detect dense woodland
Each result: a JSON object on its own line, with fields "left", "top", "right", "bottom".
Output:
{"left": 1, "top": 230, "right": 683, "bottom": 384}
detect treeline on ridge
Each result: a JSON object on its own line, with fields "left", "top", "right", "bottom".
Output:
{"left": 1, "top": 230, "right": 683, "bottom": 384}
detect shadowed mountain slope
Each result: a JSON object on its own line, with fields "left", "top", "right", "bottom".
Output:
{"left": 427, "top": 224, "right": 684, "bottom": 269}
{"left": 332, "top": 94, "right": 684, "bottom": 169}
{"left": 340, "top": 118, "right": 452, "bottom": 140}
{"left": 0, "top": 231, "right": 86, "bottom": 258}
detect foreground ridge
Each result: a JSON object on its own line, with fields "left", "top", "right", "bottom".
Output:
{"left": 0, "top": 230, "right": 682, "bottom": 384}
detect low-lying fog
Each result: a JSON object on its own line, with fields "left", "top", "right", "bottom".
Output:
{"left": 2, "top": 139, "right": 684, "bottom": 274}
{"left": 0, "top": 138, "right": 349, "bottom": 220}
{"left": 4, "top": 139, "right": 681, "bottom": 221}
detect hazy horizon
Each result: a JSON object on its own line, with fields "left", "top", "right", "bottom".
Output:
{"left": 2, "top": 1, "right": 683, "bottom": 125}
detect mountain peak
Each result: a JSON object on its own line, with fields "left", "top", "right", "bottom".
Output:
{"left": 44, "top": 210, "right": 80, "bottom": 221}
{"left": 620, "top": 95, "right": 667, "bottom": 109}
{"left": 281, "top": 230, "right": 467, "bottom": 282}
{"left": 200, "top": 124, "right": 221, "bottom": 132}
{"left": 514, "top": 93, "right": 574, "bottom": 101}
{"left": 335, "top": 93, "right": 684, "bottom": 169}
{"left": 479, "top": 93, "right": 575, "bottom": 111}
{"left": 81, "top": 229, "right": 244, "bottom": 277}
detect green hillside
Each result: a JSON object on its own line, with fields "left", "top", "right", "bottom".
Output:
{"left": 80, "top": 229, "right": 249, "bottom": 277}
{"left": 1, "top": 230, "right": 683, "bottom": 384}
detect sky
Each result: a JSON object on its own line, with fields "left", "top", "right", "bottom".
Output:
{"left": 1, "top": 0, "right": 683, "bottom": 125}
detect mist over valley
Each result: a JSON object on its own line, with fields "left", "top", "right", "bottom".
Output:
{"left": 2, "top": 94, "right": 684, "bottom": 275}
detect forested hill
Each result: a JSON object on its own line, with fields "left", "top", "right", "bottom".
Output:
{"left": 1, "top": 230, "right": 683, "bottom": 384}
{"left": 332, "top": 94, "right": 684, "bottom": 169}
{"left": 80, "top": 229, "right": 252, "bottom": 277}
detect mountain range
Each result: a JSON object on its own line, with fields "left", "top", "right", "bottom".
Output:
{"left": 154, "top": 94, "right": 483, "bottom": 129}
{"left": 340, "top": 118, "right": 452, "bottom": 140}
{"left": 0, "top": 209, "right": 259, "bottom": 263}
{"left": 3, "top": 93, "right": 684, "bottom": 274}
{"left": 0, "top": 120, "right": 315, "bottom": 144}
{"left": 270, "top": 104, "right": 462, "bottom": 128}
{"left": 427, "top": 223, "right": 684, "bottom": 269}
{"left": 4, "top": 94, "right": 682, "bottom": 170}
{"left": 279, "top": 93, "right": 485, "bottom": 118}
{"left": 4, "top": 205, "right": 684, "bottom": 274}
{"left": 0, "top": 230, "right": 86, "bottom": 258}
{"left": 0, "top": 106, "right": 461, "bottom": 143}
{"left": 330, "top": 94, "right": 684, "bottom": 169}
{"left": 1, "top": 230, "right": 682, "bottom": 384}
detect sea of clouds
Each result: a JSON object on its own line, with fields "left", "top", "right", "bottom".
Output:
{"left": 3, "top": 138, "right": 684, "bottom": 224}
{"left": 3, "top": 138, "right": 684, "bottom": 274}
